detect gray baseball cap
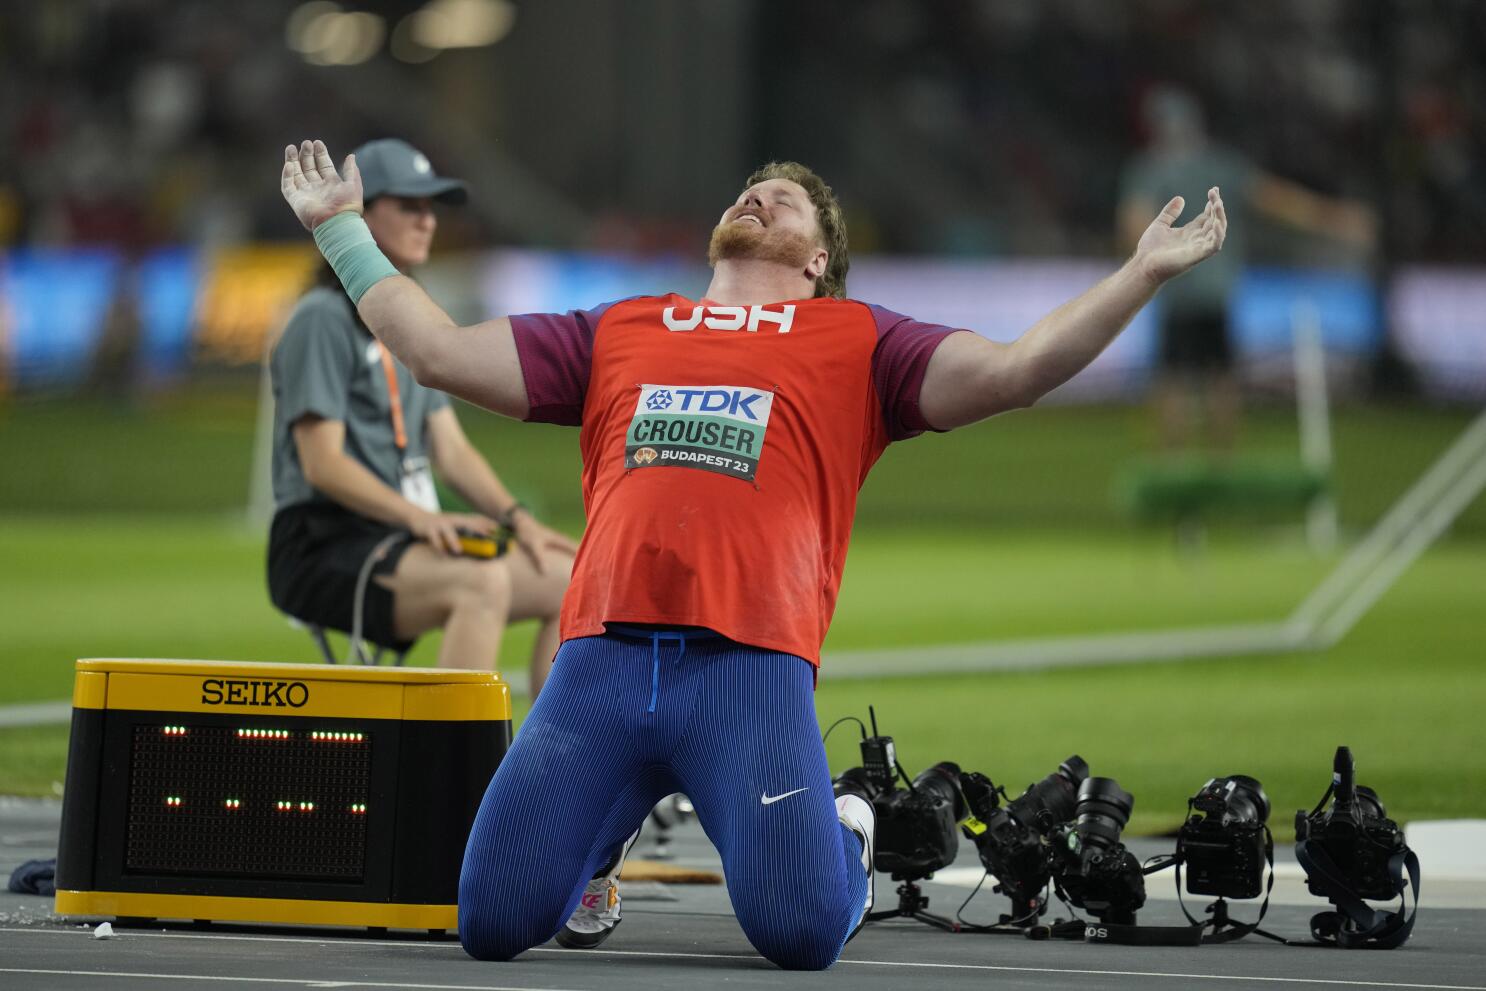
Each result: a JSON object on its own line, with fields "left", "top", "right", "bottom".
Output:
{"left": 351, "top": 138, "right": 468, "bottom": 205}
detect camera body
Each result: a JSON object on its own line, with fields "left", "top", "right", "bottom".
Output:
{"left": 1051, "top": 834, "right": 1146, "bottom": 925}
{"left": 959, "top": 757, "right": 1087, "bottom": 920}
{"left": 1296, "top": 747, "right": 1407, "bottom": 902}
{"left": 834, "top": 729, "right": 962, "bottom": 881}
{"left": 1049, "top": 776, "right": 1146, "bottom": 925}
{"left": 1179, "top": 775, "right": 1270, "bottom": 900}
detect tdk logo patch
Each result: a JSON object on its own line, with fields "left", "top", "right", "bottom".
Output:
{"left": 663, "top": 304, "right": 795, "bottom": 334}
{"left": 626, "top": 384, "right": 775, "bottom": 481}
{"left": 652, "top": 387, "right": 767, "bottom": 420}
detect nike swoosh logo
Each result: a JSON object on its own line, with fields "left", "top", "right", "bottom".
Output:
{"left": 761, "top": 787, "right": 809, "bottom": 806}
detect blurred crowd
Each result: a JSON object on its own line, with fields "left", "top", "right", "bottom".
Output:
{"left": 767, "top": 0, "right": 1484, "bottom": 264}
{"left": 0, "top": 1, "right": 388, "bottom": 255}
{"left": 0, "top": 0, "right": 1482, "bottom": 264}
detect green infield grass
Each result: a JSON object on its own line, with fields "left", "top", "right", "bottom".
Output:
{"left": 1, "top": 393, "right": 1481, "bottom": 836}
{"left": 1, "top": 516, "right": 1481, "bottom": 835}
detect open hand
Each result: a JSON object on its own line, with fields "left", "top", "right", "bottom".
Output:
{"left": 281, "top": 139, "right": 364, "bottom": 232}
{"left": 409, "top": 511, "right": 499, "bottom": 556}
{"left": 1133, "top": 187, "right": 1227, "bottom": 285}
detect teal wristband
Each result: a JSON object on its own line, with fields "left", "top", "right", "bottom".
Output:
{"left": 312, "top": 212, "right": 400, "bottom": 304}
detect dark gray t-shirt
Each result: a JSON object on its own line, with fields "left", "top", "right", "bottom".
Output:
{"left": 270, "top": 286, "right": 449, "bottom": 512}
{"left": 1119, "top": 142, "right": 1258, "bottom": 316}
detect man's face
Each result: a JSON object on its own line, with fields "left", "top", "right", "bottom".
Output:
{"left": 707, "top": 178, "right": 825, "bottom": 276}
{"left": 364, "top": 196, "right": 437, "bottom": 270}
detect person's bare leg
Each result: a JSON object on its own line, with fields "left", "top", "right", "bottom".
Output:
{"left": 434, "top": 562, "right": 512, "bottom": 670}
{"left": 499, "top": 548, "right": 572, "bottom": 698}
{"left": 378, "top": 544, "right": 513, "bottom": 670}
{"left": 527, "top": 620, "right": 560, "bottom": 698}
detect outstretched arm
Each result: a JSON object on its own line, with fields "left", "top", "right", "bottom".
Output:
{"left": 281, "top": 139, "right": 530, "bottom": 419}
{"left": 1250, "top": 172, "right": 1375, "bottom": 247}
{"left": 918, "top": 188, "right": 1228, "bottom": 430}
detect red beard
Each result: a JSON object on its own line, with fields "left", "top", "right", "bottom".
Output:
{"left": 707, "top": 219, "right": 816, "bottom": 271}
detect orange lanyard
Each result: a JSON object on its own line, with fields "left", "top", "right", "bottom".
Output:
{"left": 377, "top": 344, "right": 408, "bottom": 452}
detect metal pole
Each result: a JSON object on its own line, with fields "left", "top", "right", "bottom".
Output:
{"left": 1293, "top": 299, "right": 1337, "bottom": 553}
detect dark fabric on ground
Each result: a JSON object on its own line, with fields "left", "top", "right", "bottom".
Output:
{"left": 8, "top": 858, "right": 56, "bottom": 896}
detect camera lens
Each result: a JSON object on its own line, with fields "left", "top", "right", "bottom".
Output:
{"left": 1074, "top": 777, "right": 1134, "bottom": 862}
{"left": 1059, "top": 756, "right": 1090, "bottom": 786}
{"left": 1355, "top": 785, "right": 1387, "bottom": 820}
{"left": 1225, "top": 775, "right": 1270, "bottom": 826}
{"left": 1008, "top": 754, "right": 1088, "bottom": 830}
{"left": 912, "top": 761, "right": 964, "bottom": 820}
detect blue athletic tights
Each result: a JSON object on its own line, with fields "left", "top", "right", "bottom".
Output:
{"left": 458, "top": 630, "right": 867, "bottom": 970}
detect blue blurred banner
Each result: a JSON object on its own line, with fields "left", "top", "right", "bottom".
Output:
{"left": 2, "top": 249, "right": 121, "bottom": 388}
{"left": 2, "top": 246, "right": 1482, "bottom": 400}
{"left": 135, "top": 248, "right": 204, "bottom": 381}
{"left": 1230, "top": 268, "right": 1383, "bottom": 355}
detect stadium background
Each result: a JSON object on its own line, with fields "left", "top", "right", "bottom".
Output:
{"left": 0, "top": 0, "right": 1482, "bottom": 835}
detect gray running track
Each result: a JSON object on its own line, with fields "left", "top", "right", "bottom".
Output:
{"left": 3, "top": 797, "right": 1481, "bottom": 991}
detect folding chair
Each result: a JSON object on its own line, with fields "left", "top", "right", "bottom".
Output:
{"left": 285, "top": 531, "right": 411, "bottom": 666}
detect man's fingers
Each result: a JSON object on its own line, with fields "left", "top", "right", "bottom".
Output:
{"left": 282, "top": 145, "right": 308, "bottom": 189}
{"left": 282, "top": 161, "right": 307, "bottom": 193}
{"left": 343, "top": 153, "right": 361, "bottom": 190}
{"left": 299, "top": 140, "right": 320, "bottom": 181}
{"left": 441, "top": 525, "right": 463, "bottom": 555}
{"left": 313, "top": 140, "right": 337, "bottom": 180}
{"left": 1155, "top": 195, "right": 1184, "bottom": 229}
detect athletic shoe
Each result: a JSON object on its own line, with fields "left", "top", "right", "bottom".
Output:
{"left": 835, "top": 793, "right": 876, "bottom": 939}
{"left": 556, "top": 829, "right": 639, "bottom": 949}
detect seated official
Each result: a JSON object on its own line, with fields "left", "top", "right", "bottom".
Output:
{"left": 266, "top": 138, "right": 575, "bottom": 693}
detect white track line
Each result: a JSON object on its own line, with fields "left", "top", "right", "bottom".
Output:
{"left": 2, "top": 929, "right": 1482, "bottom": 991}
{"left": 0, "top": 699, "right": 71, "bottom": 728}
{"left": 0, "top": 973, "right": 583, "bottom": 991}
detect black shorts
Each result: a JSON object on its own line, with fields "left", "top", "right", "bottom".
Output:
{"left": 1160, "top": 307, "right": 1233, "bottom": 373}
{"left": 267, "top": 502, "right": 416, "bottom": 651}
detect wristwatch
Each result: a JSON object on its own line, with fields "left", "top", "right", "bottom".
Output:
{"left": 497, "top": 502, "right": 528, "bottom": 528}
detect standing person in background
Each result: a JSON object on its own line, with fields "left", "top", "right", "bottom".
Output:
{"left": 267, "top": 138, "right": 575, "bottom": 695}
{"left": 1118, "top": 85, "right": 1375, "bottom": 454}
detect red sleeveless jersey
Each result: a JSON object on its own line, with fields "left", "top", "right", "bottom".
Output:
{"left": 511, "top": 294, "right": 959, "bottom": 665}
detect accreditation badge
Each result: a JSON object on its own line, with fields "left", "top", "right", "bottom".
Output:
{"left": 625, "top": 384, "right": 774, "bottom": 481}
{"left": 399, "top": 455, "right": 441, "bottom": 513}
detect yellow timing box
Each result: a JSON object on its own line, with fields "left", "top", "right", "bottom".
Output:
{"left": 55, "top": 659, "right": 510, "bottom": 933}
